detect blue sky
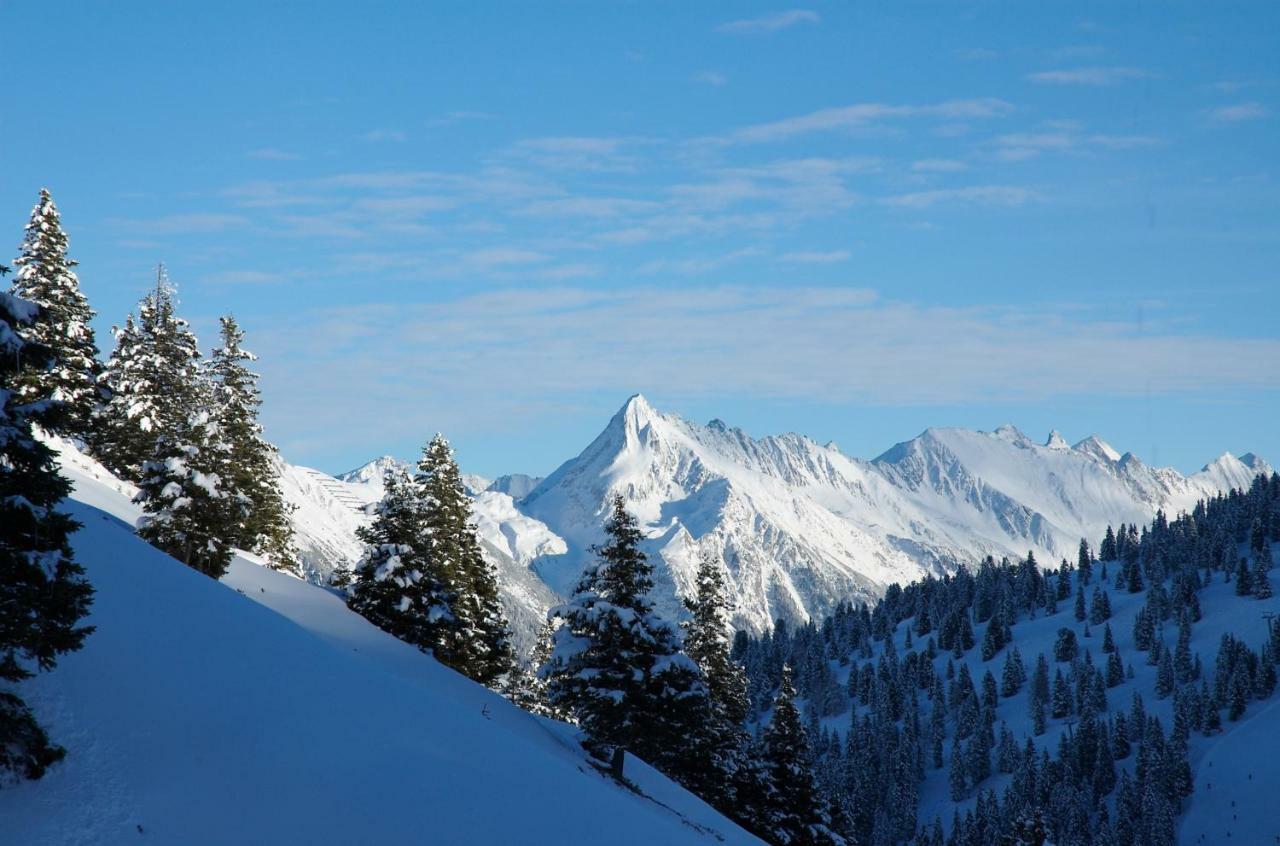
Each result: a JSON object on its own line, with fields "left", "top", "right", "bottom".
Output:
{"left": 2, "top": 2, "right": 1278, "bottom": 478}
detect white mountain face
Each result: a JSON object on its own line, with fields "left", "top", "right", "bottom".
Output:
{"left": 517, "top": 395, "right": 1272, "bottom": 634}
{"left": 278, "top": 394, "right": 1270, "bottom": 642}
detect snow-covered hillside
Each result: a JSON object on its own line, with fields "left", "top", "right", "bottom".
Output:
{"left": 0, "top": 444, "right": 759, "bottom": 845}
{"left": 519, "top": 395, "right": 1271, "bottom": 633}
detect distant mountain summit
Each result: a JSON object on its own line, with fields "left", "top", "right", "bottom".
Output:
{"left": 518, "top": 395, "right": 1271, "bottom": 632}
{"left": 280, "top": 395, "right": 1270, "bottom": 639}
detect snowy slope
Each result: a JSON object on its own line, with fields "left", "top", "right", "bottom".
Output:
{"left": 518, "top": 396, "right": 1270, "bottom": 634}
{"left": 0, "top": 449, "right": 760, "bottom": 845}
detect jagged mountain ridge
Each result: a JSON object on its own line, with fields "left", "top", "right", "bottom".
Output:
{"left": 280, "top": 395, "right": 1269, "bottom": 639}
{"left": 517, "top": 395, "right": 1271, "bottom": 633}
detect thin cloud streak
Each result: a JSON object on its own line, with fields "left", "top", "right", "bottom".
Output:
{"left": 256, "top": 286, "right": 1280, "bottom": 456}
{"left": 717, "top": 10, "right": 819, "bottom": 34}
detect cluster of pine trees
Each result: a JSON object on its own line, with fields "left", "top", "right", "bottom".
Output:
{"left": 8, "top": 189, "right": 297, "bottom": 580}
{"left": 537, "top": 496, "right": 844, "bottom": 845}
{"left": 2, "top": 188, "right": 302, "bottom": 781}
{"left": 337, "top": 435, "right": 514, "bottom": 686}
{"left": 726, "top": 473, "right": 1279, "bottom": 846}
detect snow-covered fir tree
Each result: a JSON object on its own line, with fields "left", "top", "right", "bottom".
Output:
{"left": 343, "top": 468, "right": 455, "bottom": 655}
{"left": 133, "top": 410, "right": 246, "bottom": 580}
{"left": 0, "top": 284, "right": 94, "bottom": 781}
{"left": 205, "top": 315, "right": 297, "bottom": 574}
{"left": 759, "top": 666, "right": 844, "bottom": 846}
{"left": 7, "top": 189, "right": 101, "bottom": 436}
{"left": 95, "top": 268, "right": 202, "bottom": 481}
{"left": 416, "top": 434, "right": 513, "bottom": 686}
{"left": 681, "top": 551, "right": 754, "bottom": 810}
{"left": 543, "top": 495, "right": 707, "bottom": 780}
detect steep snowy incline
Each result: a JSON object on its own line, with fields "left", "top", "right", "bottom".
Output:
{"left": 0, "top": 469, "right": 759, "bottom": 845}
{"left": 518, "top": 396, "right": 1270, "bottom": 634}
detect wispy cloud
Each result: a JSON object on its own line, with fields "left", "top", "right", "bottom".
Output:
{"left": 258, "top": 287, "right": 1280, "bottom": 456}
{"left": 883, "top": 186, "right": 1037, "bottom": 209}
{"left": 425, "top": 111, "right": 496, "bottom": 128}
{"left": 694, "top": 70, "right": 728, "bottom": 86}
{"left": 717, "top": 9, "right": 819, "bottom": 35}
{"left": 1027, "top": 66, "right": 1153, "bottom": 85}
{"left": 106, "top": 213, "right": 251, "bottom": 234}
{"left": 1207, "top": 102, "right": 1269, "bottom": 123}
{"left": 991, "top": 127, "right": 1159, "bottom": 161}
{"left": 247, "top": 148, "right": 301, "bottom": 161}
{"left": 911, "top": 158, "right": 968, "bottom": 173}
{"left": 506, "top": 136, "right": 644, "bottom": 172}
{"left": 359, "top": 128, "right": 408, "bottom": 143}
{"left": 722, "top": 98, "right": 1014, "bottom": 144}
{"left": 780, "top": 250, "right": 851, "bottom": 263}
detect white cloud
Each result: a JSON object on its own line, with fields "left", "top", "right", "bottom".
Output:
{"left": 107, "top": 213, "right": 251, "bottom": 234}
{"left": 723, "top": 98, "right": 1013, "bottom": 144}
{"left": 882, "top": 186, "right": 1036, "bottom": 209}
{"left": 780, "top": 250, "right": 851, "bottom": 263}
{"left": 911, "top": 158, "right": 968, "bottom": 173}
{"left": 359, "top": 128, "right": 408, "bottom": 143}
{"left": 425, "top": 111, "right": 496, "bottom": 128}
{"left": 1026, "top": 66, "right": 1153, "bottom": 85}
{"left": 247, "top": 148, "right": 301, "bottom": 161}
{"left": 1208, "top": 102, "right": 1270, "bottom": 123}
{"left": 506, "top": 136, "right": 643, "bottom": 172}
{"left": 694, "top": 70, "right": 728, "bottom": 86}
{"left": 717, "top": 9, "right": 819, "bottom": 34}
{"left": 257, "top": 287, "right": 1280, "bottom": 454}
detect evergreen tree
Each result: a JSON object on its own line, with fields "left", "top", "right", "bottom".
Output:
{"left": 96, "top": 269, "right": 203, "bottom": 481}
{"left": 133, "top": 410, "right": 246, "bottom": 579}
{"left": 0, "top": 286, "right": 94, "bottom": 780}
{"left": 7, "top": 189, "right": 101, "bottom": 436}
{"left": 344, "top": 468, "right": 455, "bottom": 651}
{"left": 682, "top": 551, "right": 751, "bottom": 809}
{"left": 205, "top": 315, "right": 297, "bottom": 573}
{"left": 416, "top": 434, "right": 513, "bottom": 686}
{"left": 761, "top": 666, "right": 844, "bottom": 846}
{"left": 544, "top": 495, "right": 706, "bottom": 780}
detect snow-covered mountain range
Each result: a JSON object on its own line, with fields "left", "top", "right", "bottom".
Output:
{"left": 279, "top": 394, "right": 1271, "bottom": 642}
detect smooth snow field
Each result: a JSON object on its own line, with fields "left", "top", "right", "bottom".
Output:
{"left": 0, "top": 448, "right": 760, "bottom": 845}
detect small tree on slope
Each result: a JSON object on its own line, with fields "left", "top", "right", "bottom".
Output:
{"left": 8, "top": 189, "right": 101, "bottom": 437}
{"left": 682, "top": 550, "right": 753, "bottom": 809}
{"left": 205, "top": 315, "right": 298, "bottom": 574}
{"left": 344, "top": 468, "right": 455, "bottom": 654}
{"left": 0, "top": 286, "right": 94, "bottom": 781}
{"left": 760, "top": 666, "right": 845, "bottom": 846}
{"left": 416, "top": 434, "right": 513, "bottom": 686}
{"left": 133, "top": 411, "right": 246, "bottom": 579}
{"left": 544, "top": 495, "right": 707, "bottom": 780}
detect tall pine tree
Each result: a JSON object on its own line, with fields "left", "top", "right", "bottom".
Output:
{"left": 96, "top": 268, "right": 202, "bottom": 481}
{"left": 682, "top": 551, "right": 753, "bottom": 810}
{"left": 760, "top": 666, "right": 844, "bottom": 846}
{"left": 416, "top": 434, "right": 513, "bottom": 686}
{"left": 0, "top": 285, "right": 94, "bottom": 780}
{"left": 8, "top": 189, "right": 101, "bottom": 437}
{"left": 205, "top": 315, "right": 297, "bottom": 574}
{"left": 544, "top": 495, "right": 706, "bottom": 780}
